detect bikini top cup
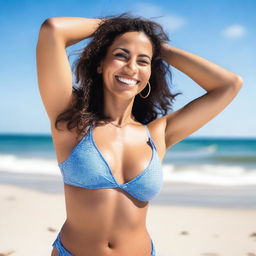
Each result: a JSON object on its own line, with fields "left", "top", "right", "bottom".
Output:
{"left": 58, "top": 124, "right": 163, "bottom": 202}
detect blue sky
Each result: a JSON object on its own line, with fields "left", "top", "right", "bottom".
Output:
{"left": 0, "top": 0, "right": 255, "bottom": 137}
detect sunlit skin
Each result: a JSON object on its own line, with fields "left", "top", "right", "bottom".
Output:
{"left": 97, "top": 31, "right": 153, "bottom": 125}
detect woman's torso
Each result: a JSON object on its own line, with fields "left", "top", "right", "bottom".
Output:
{"left": 51, "top": 120, "right": 166, "bottom": 255}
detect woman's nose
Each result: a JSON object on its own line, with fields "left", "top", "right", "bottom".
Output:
{"left": 124, "top": 59, "right": 138, "bottom": 74}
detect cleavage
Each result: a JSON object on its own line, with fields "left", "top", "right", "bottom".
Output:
{"left": 91, "top": 126, "right": 153, "bottom": 185}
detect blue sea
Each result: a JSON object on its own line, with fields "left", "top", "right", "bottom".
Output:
{"left": 1, "top": 134, "right": 256, "bottom": 187}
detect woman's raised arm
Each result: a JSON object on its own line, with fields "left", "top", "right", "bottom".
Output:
{"left": 161, "top": 43, "right": 242, "bottom": 92}
{"left": 158, "top": 44, "right": 243, "bottom": 150}
{"left": 36, "top": 17, "right": 102, "bottom": 124}
{"left": 42, "top": 17, "right": 103, "bottom": 47}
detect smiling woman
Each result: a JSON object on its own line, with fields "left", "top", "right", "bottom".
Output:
{"left": 36, "top": 13, "right": 180, "bottom": 256}
{"left": 36, "top": 11, "right": 242, "bottom": 256}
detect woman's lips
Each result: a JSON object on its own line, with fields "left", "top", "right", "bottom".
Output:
{"left": 115, "top": 76, "right": 139, "bottom": 87}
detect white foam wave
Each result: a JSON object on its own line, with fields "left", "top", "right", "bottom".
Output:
{"left": 171, "top": 144, "right": 218, "bottom": 158}
{"left": 163, "top": 164, "right": 256, "bottom": 186}
{"left": 0, "top": 154, "right": 60, "bottom": 176}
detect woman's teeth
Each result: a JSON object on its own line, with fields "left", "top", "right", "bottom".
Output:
{"left": 116, "top": 76, "right": 138, "bottom": 86}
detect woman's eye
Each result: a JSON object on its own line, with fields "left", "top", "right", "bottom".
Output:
{"left": 139, "top": 60, "right": 149, "bottom": 64}
{"left": 115, "top": 53, "right": 126, "bottom": 58}
{"left": 114, "top": 53, "right": 149, "bottom": 65}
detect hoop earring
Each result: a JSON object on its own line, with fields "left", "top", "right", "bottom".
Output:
{"left": 139, "top": 82, "right": 151, "bottom": 99}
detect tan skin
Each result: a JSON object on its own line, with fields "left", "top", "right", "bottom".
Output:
{"left": 36, "top": 17, "right": 243, "bottom": 256}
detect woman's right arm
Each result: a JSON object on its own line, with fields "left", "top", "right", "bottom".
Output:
{"left": 36, "top": 17, "right": 102, "bottom": 124}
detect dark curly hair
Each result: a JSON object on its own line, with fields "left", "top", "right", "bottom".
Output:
{"left": 55, "top": 12, "right": 182, "bottom": 139}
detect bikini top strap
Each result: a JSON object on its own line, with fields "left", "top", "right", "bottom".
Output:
{"left": 144, "top": 124, "right": 151, "bottom": 139}
{"left": 144, "top": 124, "right": 158, "bottom": 152}
{"left": 87, "top": 123, "right": 94, "bottom": 137}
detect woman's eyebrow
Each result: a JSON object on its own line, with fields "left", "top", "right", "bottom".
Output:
{"left": 112, "top": 47, "right": 151, "bottom": 60}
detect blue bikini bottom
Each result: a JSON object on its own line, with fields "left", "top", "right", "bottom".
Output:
{"left": 52, "top": 232, "right": 157, "bottom": 255}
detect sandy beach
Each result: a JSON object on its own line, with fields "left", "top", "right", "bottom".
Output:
{"left": 0, "top": 172, "right": 256, "bottom": 256}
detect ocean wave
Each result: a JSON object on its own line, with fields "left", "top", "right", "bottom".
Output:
{"left": 0, "top": 154, "right": 59, "bottom": 175}
{"left": 162, "top": 163, "right": 256, "bottom": 186}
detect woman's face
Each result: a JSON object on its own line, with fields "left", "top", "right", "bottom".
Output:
{"left": 98, "top": 31, "right": 153, "bottom": 98}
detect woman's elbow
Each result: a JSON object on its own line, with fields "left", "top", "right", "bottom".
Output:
{"left": 39, "top": 18, "right": 57, "bottom": 33}
{"left": 227, "top": 75, "right": 243, "bottom": 91}
{"left": 37, "top": 18, "right": 58, "bottom": 45}
{"left": 236, "top": 75, "right": 243, "bottom": 86}
{"left": 233, "top": 75, "right": 244, "bottom": 90}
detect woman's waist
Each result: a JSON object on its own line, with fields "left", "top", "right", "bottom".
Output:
{"left": 61, "top": 219, "right": 149, "bottom": 241}
{"left": 59, "top": 220, "right": 152, "bottom": 255}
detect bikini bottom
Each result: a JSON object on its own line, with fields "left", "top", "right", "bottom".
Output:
{"left": 52, "top": 232, "right": 157, "bottom": 255}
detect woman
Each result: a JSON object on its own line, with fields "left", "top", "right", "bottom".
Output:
{"left": 36, "top": 13, "right": 243, "bottom": 256}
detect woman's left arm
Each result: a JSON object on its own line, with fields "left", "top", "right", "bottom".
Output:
{"left": 160, "top": 43, "right": 243, "bottom": 150}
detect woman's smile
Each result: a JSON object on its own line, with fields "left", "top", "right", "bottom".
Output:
{"left": 114, "top": 75, "right": 140, "bottom": 88}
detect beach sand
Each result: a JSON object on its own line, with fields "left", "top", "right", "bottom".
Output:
{"left": 1, "top": 173, "right": 256, "bottom": 256}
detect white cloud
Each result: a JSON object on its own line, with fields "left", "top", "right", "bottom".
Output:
{"left": 131, "top": 3, "right": 186, "bottom": 32}
{"left": 157, "top": 15, "right": 186, "bottom": 32}
{"left": 221, "top": 25, "right": 246, "bottom": 38}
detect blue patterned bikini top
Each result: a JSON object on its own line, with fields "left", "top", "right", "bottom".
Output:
{"left": 58, "top": 124, "right": 163, "bottom": 202}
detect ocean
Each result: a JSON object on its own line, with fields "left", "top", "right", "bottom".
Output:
{"left": 1, "top": 134, "right": 256, "bottom": 187}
